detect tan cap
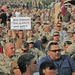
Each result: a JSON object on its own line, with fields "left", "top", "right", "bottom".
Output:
{"left": 67, "top": 28, "right": 74, "bottom": 33}
{"left": 43, "top": 25, "right": 49, "bottom": 29}
{"left": 27, "top": 38, "right": 35, "bottom": 43}
{"left": 72, "top": 6, "right": 75, "bottom": 11}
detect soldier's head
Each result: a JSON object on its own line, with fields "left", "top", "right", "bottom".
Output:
{"left": 17, "top": 54, "right": 37, "bottom": 75}
{"left": 27, "top": 38, "right": 35, "bottom": 48}
{"left": 56, "top": 23, "right": 62, "bottom": 31}
{"left": 64, "top": 41, "right": 72, "bottom": 50}
{"left": 21, "top": 41, "right": 29, "bottom": 53}
{"left": 67, "top": 28, "right": 73, "bottom": 37}
{"left": 4, "top": 42, "right": 15, "bottom": 57}
{"left": 17, "top": 30, "right": 24, "bottom": 38}
{"left": 7, "top": 30, "right": 12, "bottom": 37}
{"left": 70, "top": 17, "right": 75, "bottom": 23}
{"left": 53, "top": 32, "right": 60, "bottom": 42}
{"left": 36, "top": 22, "right": 41, "bottom": 27}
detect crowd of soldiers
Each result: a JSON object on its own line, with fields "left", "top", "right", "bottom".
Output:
{"left": 0, "top": 0, "right": 75, "bottom": 75}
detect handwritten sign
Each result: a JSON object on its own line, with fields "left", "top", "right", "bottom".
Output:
{"left": 10, "top": 17, "right": 31, "bottom": 30}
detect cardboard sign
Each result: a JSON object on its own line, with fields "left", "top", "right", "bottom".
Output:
{"left": 10, "top": 17, "right": 31, "bottom": 30}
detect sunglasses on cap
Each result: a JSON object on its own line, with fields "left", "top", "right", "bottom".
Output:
{"left": 49, "top": 49, "right": 62, "bottom": 52}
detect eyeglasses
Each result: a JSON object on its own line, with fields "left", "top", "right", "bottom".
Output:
{"left": 29, "top": 42, "right": 34, "bottom": 44}
{"left": 49, "top": 49, "right": 62, "bottom": 52}
{"left": 53, "top": 35, "right": 59, "bottom": 36}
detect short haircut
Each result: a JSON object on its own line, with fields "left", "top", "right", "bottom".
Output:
{"left": 64, "top": 41, "right": 72, "bottom": 46}
{"left": 48, "top": 42, "right": 58, "bottom": 50}
{"left": 39, "top": 61, "right": 57, "bottom": 75}
{"left": 22, "top": 41, "right": 29, "bottom": 48}
{"left": 36, "top": 22, "right": 41, "bottom": 25}
{"left": 17, "top": 54, "right": 35, "bottom": 73}
{"left": 53, "top": 31, "right": 59, "bottom": 35}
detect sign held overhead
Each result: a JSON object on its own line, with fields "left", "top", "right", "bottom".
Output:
{"left": 10, "top": 17, "right": 31, "bottom": 30}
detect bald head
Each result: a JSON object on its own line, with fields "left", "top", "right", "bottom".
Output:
{"left": 4, "top": 42, "right": 14, "bottom": 49}
{"left": 4, "top": 42, "right": 15, "bottom": 57}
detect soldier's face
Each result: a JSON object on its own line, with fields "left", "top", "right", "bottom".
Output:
{"left": 56, "top": 24, "right": 61, "bottom": 31}
{"left": 6, "top": 43, "right": 15, "bottom": 57}
{"left": 53, "top": 33, "right": 59, "bottom": 41}
{"left": 29, "top": 42, "right": 34, "bottom": 48}
{"left": 18, "top": 31, "right": 24, "bottom": 38}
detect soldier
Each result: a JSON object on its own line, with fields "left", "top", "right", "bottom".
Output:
{"left": 58, "top": 7, "right": 71, "bottom": 22}
{"left": 3, "top": 30, "right": 14, "bottom": 45}
{"left": 0, "top": 24, "right": 6, "bottom": 47}
{"left": 27, "top": 38, "right": 46, "bottom": 60}
{"left": 66, "top": 32, "right": 75, "bottom": 60}
{"left": 61, "top": 41, "right": 72, "bottom": 55}
{"left": 16, "top": 41, "right": 32, "bottom": 56}
{"left": 68, "top": 17, "right": 75, "bottom": 30}
{"left": 42, "top": 25, "right": 52, "bottom": 41}
{"left": 0, "top": 42, "right": 18, "bottom": 74}
{"left": 62, "top": 27, "right": 74, "bottom": 45}
{"left": 51, "top": 22, "right": 68, "bottom": 42}
{"left": 71, "top": 6, "right": 75, "bottom": 20}
{"left": 14, "top": 30, "right": 26, "bottom": 50}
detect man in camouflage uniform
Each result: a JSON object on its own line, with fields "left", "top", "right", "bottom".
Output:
{"left": 66, "top": 32, "right": 75, "bottom": 60}
{"left": 27, "top": 38, "right": 46, "bottom": 60}
{"left": 71, "top": 6, "right": 75, "bottom": 20}
{"left": 0, "top": 24, "right": 6, "bottom": 47}
{"left": 0, "top": 42, "right": 18, "bottom": 74}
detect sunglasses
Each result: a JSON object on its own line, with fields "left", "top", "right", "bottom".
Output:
{"left": 29, "top": 42, "right": 34, "bottom": 44}
{"left": 53, "top": 35, "right": 59, "bottom": 36}
{"left": 49, "top": 49, "right": 62, "bottom": 52}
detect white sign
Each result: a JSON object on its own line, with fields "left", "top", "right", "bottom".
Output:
{"left": 10, "top": 17, "right": 31, "bottom": 30}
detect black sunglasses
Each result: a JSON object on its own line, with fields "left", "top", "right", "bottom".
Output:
{"left": 53, "top": 35, "right": 59, "bottom": 36}
{"left": 49, "top": 49, "right": 62, "bottom": 52}
{"left": 29, "top": 42, "right": 34, "bottom": 44}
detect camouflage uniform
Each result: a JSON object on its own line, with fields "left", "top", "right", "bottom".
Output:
{"left": 29, "top": 47, "right": 46, "bottom": 60}
{"left": 0, "top": 53, "right": 18, "bottom": 74}
{"left": 66, "top": 43, "right": 75, "bottom": 59}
